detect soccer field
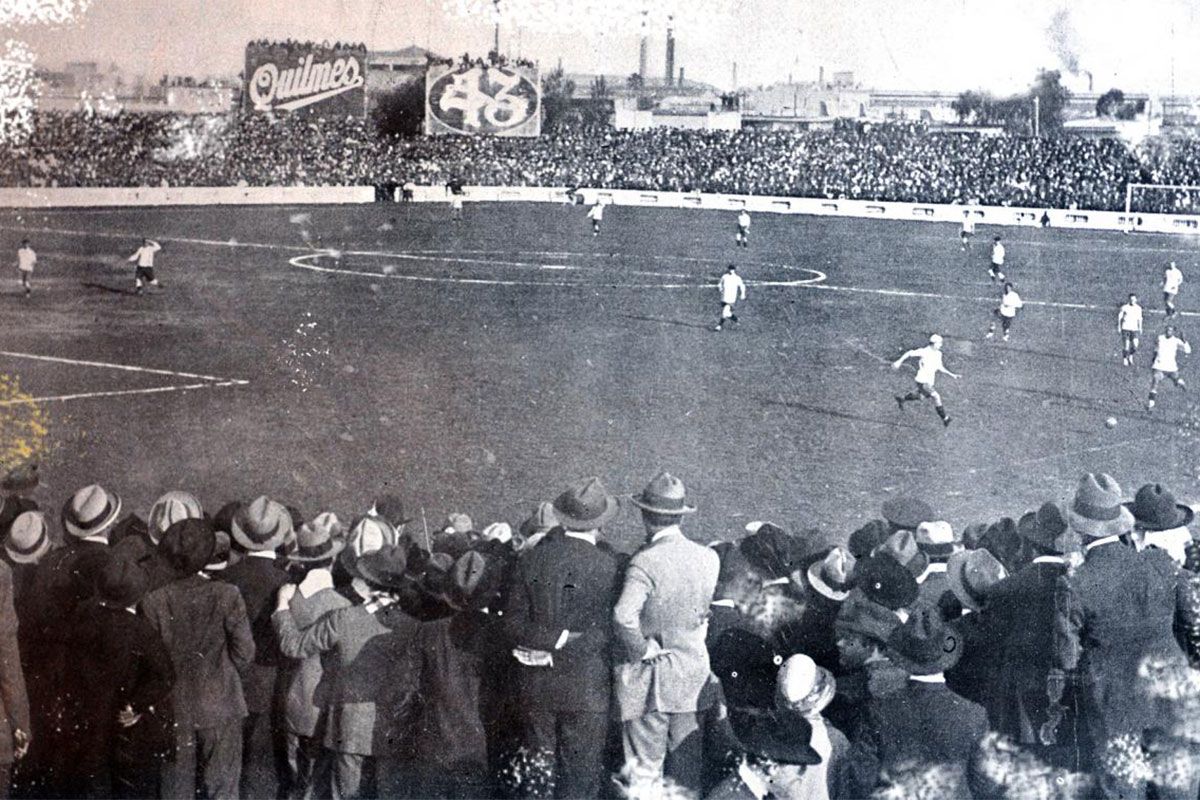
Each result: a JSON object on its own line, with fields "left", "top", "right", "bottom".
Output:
{"left": 1, "top": 201, "right": 1198, "bottom": 553}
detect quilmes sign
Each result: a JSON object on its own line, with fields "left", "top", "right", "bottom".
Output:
{"left": 426, "top": 62, "right": 540, "bottom": 137}
{"left": 244, "top": 42, "right": 366, "bottom": 116}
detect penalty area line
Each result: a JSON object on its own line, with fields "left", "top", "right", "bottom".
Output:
{"left": 0, "top": 380, "right": 248, "bottom": 406}
{"left": 0, "top": 350, "right": 248, "bottom": 383}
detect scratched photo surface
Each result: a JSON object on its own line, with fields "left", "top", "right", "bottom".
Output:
{"left": 7, "top": 2, "right": 1200, "bottom": 796}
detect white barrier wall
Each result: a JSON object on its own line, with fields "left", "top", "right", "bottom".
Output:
{"left": 0, "top": 186, "right": 375, "bottom": 208}
{"left": 414, "top": 184, "right": 1200, "bottom": 237}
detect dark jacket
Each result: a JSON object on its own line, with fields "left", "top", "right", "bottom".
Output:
{"left": 0, "top": 562, "right": 29, "bottom": 766}
{"left": 111, "top": 533, "right": 176, "bottom": 593}
{"left": 218, "top": 555, "right": 291, "bottom": 713}
{"left": 502, "top": 531, "right": 620, "bottom": 713}
{"left": 53, "top": 601, "right": 176, "bottom": 796}
{"left": 142, "top": 573, "right": 254, "bottom": 730}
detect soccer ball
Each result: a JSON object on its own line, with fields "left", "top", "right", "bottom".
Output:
{"left": 1105, "top": 417, "right": 1118, "bottom": 429}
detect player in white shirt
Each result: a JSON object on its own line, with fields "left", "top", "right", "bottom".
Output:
{"left": 715, "top": 265, "right": 747, "bottom": 331}
{"left": 893, "top": 333, "right": 960, "bottom": 427}
{"left": 127, "top": 238, "right": 162, "bottom": 296}
{"left": 1147, "top": 324, "right": 1191, "bottom": 409}
{"left": 986, "top": 282, "right": 1024, "bottom": 341}
{"left": 16, "top": 239, "right": 35, "bottom": 297}
{"left": 587, "top": 201, "right": 605, "bottom": 236}
{"left": 735, "top": 210, "right": 751, "bottom": 248}
{"left": 1163, "top": 261, "right": 1184, "bottom": 317}
{"left": 960, "top": 211, "right": 976, "bottom": 251}
{"left": 989, "top": 236, "right": 1006, "bottom": 283}
{"left": 1118, "top": 294, "right": 1144, "bottom": 366}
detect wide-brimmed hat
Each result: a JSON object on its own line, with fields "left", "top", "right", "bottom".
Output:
{"left": 231, "top": 495, "right": 293, "bottom": 552}
{"left": 553, "top": 477, "right": 619, "bottom": 530}
{"left": 97, "top": 556, "right": 149, "bottom": 608}
{"left": 848, "top": 519, "right": 891, "bottom": 559}
{"left": 518, "top": 501, "right": 559, "bottom": 538}
{"left": 288, "top": 518, "right": 346, "bottom": 563}
{"left": 338, "top": 515, "right": 398, "bottom": 579}
{"left": 806, "top": 546, "right": 856, "bottom": 601}
{"left": 629, "top": 471, "right": 696, "bottom": 516}
{"left": 1126, "top": 483, "right": 1195, "bottom": 532}
{"left": 914, "top": 520, "right": 960, "bottom": 560}
{"left": 1067, "top": 473, "right": 1134, "bottom": 539}
{"left": 5, "top": 510, "right": 50, "bottom": 564}
{"left": 834, "top": 593, "right": 903, "bottom": 643}
{"left": 205, "top": 531, "right": 232, "bottom": 572}
{"left": 355, "top": 545, "right": 410, "bottom": 591}
{"left": 877, "top": 530, "right": 930, "bottom": 579}
{"left": 739, "top": 523, "right": 811, "bottom": 581}
{"left": 62, "top": 484, "right": 122, "bottom": 539}
{"left": 372, "top": 494, "right": 413, "bottom": 528}
{"left": 1017, "top": 502, "right": 1069, "bottom": 551}
{"left": 881, "top": 497, "right": 935, "bottom": 532}
{"left": 735, "top": 712, "right": 822, "bottom": 767}
{"left": 159, "top": 518, "right": 216, "bottom": 576}
{"left": 777, "top": 653, "right": 836, "bottom": 716}
{"left": 887, "top": 608, "right": 962, "bottom": 675}
{"left": 148, "top": 491, "right": 204, "bottom": 542}
{"left": 855, "top": 552, "right": 919, "bottom": 610}
{"left": 946, "top": 549, "right": 1008, "bottom": 612}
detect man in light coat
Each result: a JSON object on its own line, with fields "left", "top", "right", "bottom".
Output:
{"left": 614, "top": 472, "right": 719, "bottom": 792}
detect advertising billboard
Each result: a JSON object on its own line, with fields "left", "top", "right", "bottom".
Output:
{"left": 425, "top": 62, "right": 541, "bottom": 137}
{"left": 244, "top": 42, "right": 367, "bottom": 116}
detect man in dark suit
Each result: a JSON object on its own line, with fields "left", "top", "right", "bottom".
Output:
{"left": 112, "top": 490, "right": 203, "bottom": 592}
{"left": 142, "top": 518, "right": 255, "bottom": 800}
{"left": 1064, "top": 473, "right": 1195, "bottom": 772}
{"left": 503, "top": 477, "right": 621, "bottom": 799}
{"left": 220, "top": 495, "right": 293, "bottom": 800}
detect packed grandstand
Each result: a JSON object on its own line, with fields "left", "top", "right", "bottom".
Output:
{"left": 9, "top": 112, "right": 1200, "bottom": 213}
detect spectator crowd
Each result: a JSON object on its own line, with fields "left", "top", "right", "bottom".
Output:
{"left": 0, "top": 465, "right": 1199, "bottom": 799}
{"left": 11, "top": 112, "right": 1200, "bottom": 212}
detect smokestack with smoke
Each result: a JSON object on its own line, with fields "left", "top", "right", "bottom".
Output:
{"left": 1046, "top": 7, "right": 1081, "bottom": 74}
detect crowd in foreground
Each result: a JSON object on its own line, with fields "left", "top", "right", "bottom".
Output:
{"left": 0, "top": 467, "right": 1199, "bottom": 799}
{"left": 11, "top": 112, "right": 1200, "bottom": 213}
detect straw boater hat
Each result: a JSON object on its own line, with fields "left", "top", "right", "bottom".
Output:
{"left": 62, "top": 484, "right": 122, "bottom": 539}
{"left": 914, "top": 521, "right": 959, "bottom": 560}
{"left": 1067, "top": 473, "right": 1134, "bottom": 539}
{"left": 552, "top": 477, "right": 619, "bottom": 530}
{"left": 148, "top": 491, "right": 204, "bottom": 543}
{"left": 629, "top": 471, "right": 696, "bottom": 516}
{"left": 4, "top": 511, "right": 50, "bottom": 564}
{"left": 230, "top": 495, "right": 293, "bottom": 552}
{"left": 886, "top": 607, "right": 963, "bottom": 675}
{"left": 806, "top": 546, "right": 856, "bottom": 602}
{"left": 946, "top": 549, "right": 1008, "bottom": 612}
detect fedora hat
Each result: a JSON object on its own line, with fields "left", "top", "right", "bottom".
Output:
{"left": 946, "top": 549, "right": 1008, "bottom": 612}
{"left": 159, "top": 518, "right": 216, "bottom": 577}
{"left": 205, "top": 531, "right": 232, "bottom": 572}
{"left": 1126, "top": 483, "right": 1195, "bottom": 532}
{"left": 481, "top": 522, "right": 512, "bottom": 545}
{"left": 961, "top": 522, "right": 990, "bottom": 550}
{"left": 980, "top": 517, "right": 1024, "bottom": 570}
{"left": 148, "top": 491, "right": 204, "bottom": 542}
{"left": 338, "top": 514, "right": 398, "bottom": 579}
{"left": 877, "top": 530, "right": 930, "bottom": 579}
{"left": 62, "top": 484, "right": 122, "bottom": 539}
{"left": 848, "top": 519, "right": 890, "bottom": 559}
{"left": 834, "top": 593, "right": 903, "bottom": 644}
{"left": 450, "top": 549, "right": 502, "bottom": 609}
{"left": 355, "top": 545, "right": 410, "bottom": 592}
{"left": 806, "top": 546, "right": 856, "bottom": 602}
{"left": 553, "top": 477, "right": 619, "bottom": 530}
{"left": 518, "top": 501, "right": 559, "bottom": 538}
{"left": 914, "top": 520, "right": 959, "bottom": 560}
{"left": 881, "top": 497, "right": 935, "bottom": 532}
{"left": 97, "top": 556, "right": 149, "bottom": 608}
{"left": 231, "top": 495, "right": 292, "bottom": 552}
{"left": 886, "top": 607, "right": 963, "bottom": 675}
{"left": 310, "top": 511, "right": 348, "bottom": 543}
{"left": 630, "top": 471, "right": 696, "bottom": 516}
{"left": 288, "top": 519, "right": 346, "bottom": 563}
{"left": 855, "top": 552, "right": 919, "bottom": 610}
{"left": 1017, "top": 502, "right": 1069, "bottom": 551}
{"left": 372, "top": 494, "right": 412, "bottom": 528}
{"left": 5, "top": 510, "right": 50, "bottom": 564}
{"left": 777, "top": 653, "right": 836, "bottom": 716}
{"left": 739, "top": 523, "right": 811, "bottom": 581}
{"left": 1067, "top": 473, "right": 1134, "bottom": 539}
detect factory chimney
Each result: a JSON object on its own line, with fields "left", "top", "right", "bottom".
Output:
{"left": 665, "top": 23, "right": 675, "bottom": 86}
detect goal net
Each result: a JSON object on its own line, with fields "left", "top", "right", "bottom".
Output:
{"left": 1126, "top": 183, "right": 1200, "bottom": 216}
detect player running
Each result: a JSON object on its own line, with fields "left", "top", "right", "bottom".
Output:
{"left": 1118, "top": 294, "right": 1144, "bottom": 366}
{"left": 735, "top": 209, "right": 751, "bottom": 248}
{"left": 715, "top": 264, "right": 746, "bottom": 331}
{"left": 893, "top": 334, "right": 959, "bottom": 428}
{"left": 960, "top": 211, "right": 975, "bottom": 251}
{"left": 128, "top": 238, "right": 162, "bottom": 296}
{"left": 587, "top": 200, "right": 605, "bottom": 236}
{"left": 1147, "top": 324, "right": 1191, "bottom": 409}
{"left": 986, "top": 282, "right": 1024, "bottom": 341}
{"left": 989, "top": 235, "right": 1006, "bottom": 283}
{"left": 16, "top": 239, "right": 35, "bottom": 297}
{"left": 1163, "top": 261, "right": 1184, "bottom": 317}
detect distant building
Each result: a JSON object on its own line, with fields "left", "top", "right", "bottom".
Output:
{"left": 741, "top": 81, "right": 869, "bottom": 120}
{"left": 367, "top": 45, "right": 441, "bottom": 97}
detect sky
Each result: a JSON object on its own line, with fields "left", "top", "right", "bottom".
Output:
{"left": 12, "top": 0, "right": 1200, "bottom": 94}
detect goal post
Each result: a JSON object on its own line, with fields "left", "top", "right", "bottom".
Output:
{"left": 1126, "top": 183, "right": 1200, "bottom": 216}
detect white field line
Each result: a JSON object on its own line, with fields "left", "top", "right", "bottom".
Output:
{"left": 0, "top": 380, "right": 247, "bottom": 406}
{"left": 0, "top": 350, "right": 247, "bottom": 383}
